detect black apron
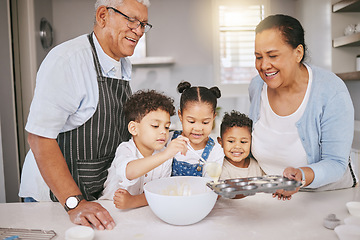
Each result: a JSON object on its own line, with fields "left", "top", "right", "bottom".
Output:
{"left": 50, "top": 33, "right": 131, "bottom": 201}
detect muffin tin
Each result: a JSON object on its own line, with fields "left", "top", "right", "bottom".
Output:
{"left": 206, "top": 175, "right": 301, "bottom": 198}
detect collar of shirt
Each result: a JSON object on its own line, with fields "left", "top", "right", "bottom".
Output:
{"left": 92, "top": 33, "right": 122, "bottom": 79}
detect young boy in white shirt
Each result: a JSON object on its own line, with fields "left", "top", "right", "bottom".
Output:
{"left": 218, "top": 111, "right": 264, "bottom": 180}
{"left": 101, "top": 90, "right": 188, "bottom": 209}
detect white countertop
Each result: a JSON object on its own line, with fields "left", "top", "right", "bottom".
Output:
{"left": 1, "top": 187, "right": 359, "bottom": 240}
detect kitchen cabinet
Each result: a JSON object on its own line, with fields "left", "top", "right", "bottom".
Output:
{"left": 333, "top": 32, "right": 360, "bottom": 47}
{"left": 130, "top": 57, "right": 175, "bottom": 67}
{"left": 336, "top": 71, "right": 360, "bottom": 80}
{"left": 333, "top": 0, "right": 360, "bottom": 12}
{"left": 332, "top": 0, "right": 360, "bottom": 81}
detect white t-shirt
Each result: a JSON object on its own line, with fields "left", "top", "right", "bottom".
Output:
{"left": 251, "top": 64, "right": 313, "bottom": 175}
{"left": 220, "top": 157, "right": 264, "bottom": 180}
{"left": 100, "top": 138, "right": 172, "bottom": 199}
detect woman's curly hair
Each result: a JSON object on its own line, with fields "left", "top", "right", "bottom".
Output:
{"left": 220, "top": 110, "right": 252, "bottom": 137}
{"left": 124, "top": 90, "right": 175, "bottom": 123}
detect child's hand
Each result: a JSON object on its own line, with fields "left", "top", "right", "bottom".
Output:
{"left": 113, "top": 188, "right": 148, "bottom": 209}
{"left": 113, "top": 188, "right": 132, "bottom": 209}
{"left": 165, "top": 136, "right": 189, "bottom": 157}
{"left": 113, "top": 188, "right": 137, "bottom": 209}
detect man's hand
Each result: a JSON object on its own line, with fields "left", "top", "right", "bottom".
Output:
{"left": 68, "top": 200, "right": 116, "bottom": 230}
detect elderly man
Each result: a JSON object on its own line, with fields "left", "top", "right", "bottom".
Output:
{"left": 19, "top": 0, "right": 151, "bottom": 230}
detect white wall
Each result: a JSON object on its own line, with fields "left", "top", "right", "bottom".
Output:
{"left": 141, "top": 0, "right": 216, "bottom": 110}
{"left": 268, "top": 0, "right": 295, "bottom": 16}
{"left": 52, "top": 0, "right": 94, "bottom": 45}
{"left": 295, "top": 0, "right": 332, "bottom": 70}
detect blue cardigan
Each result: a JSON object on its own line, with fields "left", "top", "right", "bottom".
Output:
{"left": 249, "top": 64, "right": 354, "bottom": 188}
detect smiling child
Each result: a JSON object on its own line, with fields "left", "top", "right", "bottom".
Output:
{"left": 100, "top": 90, "right": 188, "bottom": 209}
{"left": 218, "top": 110, "right": 264, "bottom": 180}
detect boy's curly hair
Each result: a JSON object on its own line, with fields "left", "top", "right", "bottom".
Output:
{"left": 124, "top": 90, "right": 175, "bottom": 123}
{"left": 220, "top": 110, "right": 252, "bottom": 137}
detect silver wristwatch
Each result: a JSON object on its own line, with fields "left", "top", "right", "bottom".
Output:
{"left": 64, "top": 194, "right": 84, "bottom": 212}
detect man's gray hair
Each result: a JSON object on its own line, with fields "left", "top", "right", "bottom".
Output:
{"left": 95, "top": 0, "right": 150, "bottom": 10}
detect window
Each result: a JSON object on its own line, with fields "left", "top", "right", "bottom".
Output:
{"left": 216, "top": 1, "right": 265, "bottom": 85}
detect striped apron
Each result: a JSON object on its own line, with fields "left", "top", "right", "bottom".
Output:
{"left": 50, "top": 33, "right": 131, "bottom": 201}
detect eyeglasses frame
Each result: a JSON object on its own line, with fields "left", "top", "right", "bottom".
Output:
{"left": 106, "top": 7, "right": 152, "bottom": 33}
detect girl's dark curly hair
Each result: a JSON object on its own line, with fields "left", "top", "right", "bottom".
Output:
{"left": 220, "top": 110, "right": 252, "bottom": 137}
{"left": 177, "top": 81, "right": 221, "bottom": 114}
{"left": 124, "top": 90, "right": 175, "bottom": 123}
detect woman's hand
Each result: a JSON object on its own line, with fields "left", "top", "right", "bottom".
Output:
{"left": 283, "top": 167, "right": 303, "bottom": 182}
{"left": 272, "top": 167, "right": 302, "bottom": 201}
{"left": 233, "top": 194, "right": 247, "bottom": 199}
{"left": 272, "top": 188, "right": 298, "bottom": 200}
{"left": 68, "top": 200, "right": 115, "bottom": 230}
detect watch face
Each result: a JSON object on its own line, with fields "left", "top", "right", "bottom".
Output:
{"left": 66, "top": 196, "right": 79, "bottom": 209}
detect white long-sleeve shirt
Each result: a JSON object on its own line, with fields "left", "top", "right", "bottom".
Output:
{"left": 100, "top": 138, "right": 172, "bottom": 199}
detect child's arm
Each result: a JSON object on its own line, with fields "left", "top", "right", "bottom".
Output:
{"left": 126, "top": 136, "right": 188, "bottom": 180}
{"left": 113, "top": 188, "right": 147, "bottom": 209}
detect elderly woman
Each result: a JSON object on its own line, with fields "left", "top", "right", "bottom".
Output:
{"left": 249, "top": 14, "right": 358, "bottom": 200}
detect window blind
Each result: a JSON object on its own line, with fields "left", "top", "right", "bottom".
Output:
{"left": 219, "top": 4, "right": 264, "bottom": 84}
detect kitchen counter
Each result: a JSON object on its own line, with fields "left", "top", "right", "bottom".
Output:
{"left": 1, "top": 187, "right": 359, "bottom": 240}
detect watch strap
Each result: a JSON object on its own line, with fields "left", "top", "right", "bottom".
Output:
{"left": 64, "top": 194, "right": 84, "bottom": 212}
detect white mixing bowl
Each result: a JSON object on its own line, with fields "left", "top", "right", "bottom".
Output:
{"left": 144, "top": 176, "right": 217, "bottom": 225}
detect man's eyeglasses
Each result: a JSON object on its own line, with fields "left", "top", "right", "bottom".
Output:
{"left": 107, "top": 7, "right": 152, "bottom": 33}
